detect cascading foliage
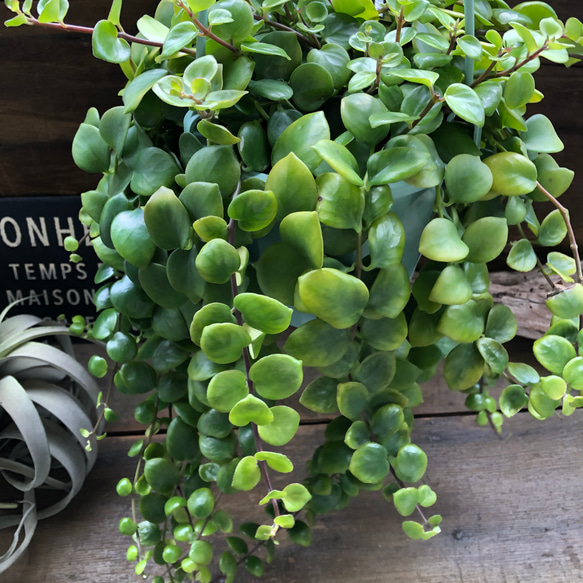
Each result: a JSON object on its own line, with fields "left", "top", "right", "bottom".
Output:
{"left": 5, "top": 0, "right": 583, "bottom": 580}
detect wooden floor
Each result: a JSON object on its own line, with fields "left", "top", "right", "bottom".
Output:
{"left": 2, "top": 342, "right": 583, "bottom": 583}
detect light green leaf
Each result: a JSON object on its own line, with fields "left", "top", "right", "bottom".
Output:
{"left": 249, "top": 354, "right": 303, "bottom": 400}
{"left": 257, "top": 406, "right": 300, "bottom": 446}
{"left": 282, "top": 483, "right": 312, "bottom": 513}
{"left": 255, "top": 451, "right": 293, "bottom": 473}
{"left": 419, "top": 218, "right": 469, "bottom": 262}
{"left": 232, "top": 456, "right": 261, "bottom": 491}
{"left": 297, "top": 268, "right": 369, "bottom": 329}
{"left": 241, "top": 41, "right": 291, "bottom": 60}
{"left": 229, "top": 394, "right": 274, "bottom": 426}
{"left": 92, "top": 19, "right": 130, "bottom": 64}
{"left": 349, "top": 443, "right": 390, "bottom": 484}
{"left": 390, "top": 444, "right": 427, "bottom": 483}
{"left": 444, "top": 84, "right": 485, "bottom": 128}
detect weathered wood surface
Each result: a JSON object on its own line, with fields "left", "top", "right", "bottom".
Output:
{"left": 2, "top": 412, "right": 582, "bottom": 583}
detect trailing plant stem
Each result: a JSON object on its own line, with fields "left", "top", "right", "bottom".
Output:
{"left": 390, "top": 468, "right": 428, "bottom": 525}
{"left": 253, "top": 14, "right": 320, "bottom": 48}
{"left": 228, "top": 210, "right": 280, "bottom": 518}
{"left": 535, "top": 181, "right": 582, "bottom": 284}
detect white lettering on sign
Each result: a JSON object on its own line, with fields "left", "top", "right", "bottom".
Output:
{"left": 6, "top": 262, "right": 89, "bottom": 282}
{"left": 5, "top": 288, "right": 95, "bottom": 307}
{"left": 0, "top": 217, "right": 22, "bottom": 247}
{"left": 26, "top": 217, "right": 49, "bottom": 247}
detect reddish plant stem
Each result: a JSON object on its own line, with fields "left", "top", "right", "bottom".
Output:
{"left": 176, "top": 0, "right": 238, "bottom": 53}
{"left": 389, "top": 468, "right": 429, "bottom": 525}
{"left": 395, "top": 6, "right": 404, "bottom": 44}
{"left": 253, "top": 14, "right": 320, "bottom": 48}
{"left": 535, "top": 181, "right": 582, "bottom": 284}
{"left": 23, "top": 16, "right": 199, "bottom": 54}
{"left": 228, "top": 197, "right": 280, "bottom": 518}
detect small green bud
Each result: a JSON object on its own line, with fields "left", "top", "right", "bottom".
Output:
{"left": 88, "top": 355, "right": 108, "bottom": 378}
{"left": 119, "top": 517, "right": 137, "bottom": 536}
{"left": 126, "top": 545, "right": 138, "bottom": 562}
{"left": 116, "top": 478, "right": 133, "bottom": 497}
{"left": 64, "top": 236, "right": 79, "bottom": 252}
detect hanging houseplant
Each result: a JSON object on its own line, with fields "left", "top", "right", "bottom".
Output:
{"left": 4, "top": 0, "right": 583, "bottom": 580}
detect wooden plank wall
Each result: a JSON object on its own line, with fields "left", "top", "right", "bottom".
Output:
{"left": 1, "top": 1, "right": 582, "bottom": 213}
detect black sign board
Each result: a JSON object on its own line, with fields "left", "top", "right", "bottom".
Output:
{"left": 0, "top": 196, "right": 99, "bottom": 322}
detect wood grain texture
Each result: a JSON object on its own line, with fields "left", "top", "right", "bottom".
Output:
{"left": 1, "top": 0, "right": 583, "bottom": 206}
{"left": 1, "top": 413, "right": 582, "bottom": 583}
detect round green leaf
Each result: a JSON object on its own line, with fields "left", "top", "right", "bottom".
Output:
{"left": 229, "top": 394, "right": 274, "bottom": 426}
{"left": 444, "top": 83, "right": 485, "bottom": 127}
{"left": 483, "top": 152, "right": 537, "bottom": 196}
{"left": 297, "top": 268, "right": 369, "bottom": 329}
{"left": 368, "top": 212, "right": 406, "bottom": 268}
{"left": 438, "top": 300, "right": 485, "bottom": 343}
{"left": 337, "top": 381, "right": 368, "bottom": 420}
{"left": 272, "top": 112, "right": 331, "bottom": 173}
{"left": 231, "top": 456, "right": 261, "bottom": 491}
{"left": 234, "top": 293, "right": 292, "bottom": 335}
{"left": 316, "top": 173, "right": 365, "bottom": 231}
{"left": 247, "top": 353, "right": 302, "bottom": 400}
{"left": 538, "top": 209, "right": 567, "bottom": 247}
{"left": 255, "top": 451, "right": 293, "bottom": 473}
{"left": 462, "top": 217, "right": 508, "bottom": 263}
{"left": 110, "top": 208, "right": 156, "bottom": 269}
{"left": 130, "top": 148, "right": 181, "bottom": 197}
{"left": 280, "top": 211, "right": 324, "bottom": 269}
{"left": 255, "top": 242, "right": 311, "bottom": 305}
{"left": 92, "top": 19, "right": 131, "bottom": 63}
{"left": 477, "top": 337, "right": 509, "bottom": 375}
{"left": 541, "top": 375, "right": 567, "bottom": 400}
{"left": 258, "top": 406, "right": 300, "bottom": 446}
{"left": 228, "top": 190, "right": 278, "bottom": 232}
{"left": 390, "top": 444, "right": 427, "bottom": 483}
{"left": 341, "top": 93, "right": 389, "bottom": 146}
{"left": 265, "top": 153, "right": 318, "bottom": 221}
{"left": 299, "top": 376, "right": 339, "bottom": 413}
{"left": 282, "top": 483, "right": 312, "bottom": 513}
{"left": 196, "top": 239, "right": 241, "bottom": 284}
{"left": 546, "top": 285, "right": 583, "bottom": 319}
{"left": 507, "top": 239, "right": 537, "bottom": 272}
{"left": 207, "top": 370, "right": 248, "bottom": 412}
{"left": 499, "top": 384, "right": 528, "bottom": 417}
{"left": 367, "top": 264, "right": 411, "bottom": 319}
{"left": 562, "top": 356, "right": 583, "bottom": 390}
{"left": 290, "top": 62, "right": 335, "bottom": 112}
{"left": 367, "top": 147, "right": 429, "bottom": 186}
{"left": 393, "top": 487, "right": 419, "bottom": 517}
{"left": 361, "top": 314, "right": 408, "bottom": 351}
{"left": 144, "top": 458, "right": 181, "bottom": 494}
{"left": 485, "top": 304, "right": 517, "bottom": 343}
{"left": 428, "top": 265, "right": 473, "bottom": 305}
{"left": 200, "top": 323, "right": 251, "bottom": 364}
{"left": 522, "top": 114, "right": 564, "bottom": 154}
{"left": 349, "top": 443, "right": 390, "bottom": 484}
{"left": 504, "top": 70, "right": 535, "bottom": 109}
{"left": 445, "top": 154, "right": 493, "bottom": 203}
{"left": 443, "top": 343, "right": 484, "bottom": 391}
{"left": 185, "top": 145, "right": 241, "bottom": 197}
{"left": 533, "top": 334, "right": 576, "bottom": 375}
{"left": 419, "top": 218, "right": 469, "bottom": 262}
{"left": 72, "top": 123, "right": 110, "bottom": 174}
{"left": 312, "top": 139, "right": 363, "bottom": 186}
